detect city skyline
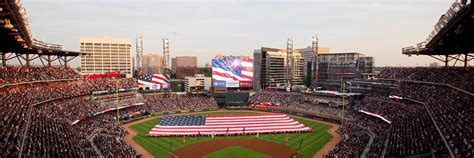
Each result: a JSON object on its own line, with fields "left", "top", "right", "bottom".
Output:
{"left": 24, "top": 0, "right": 454, "bottom": 67}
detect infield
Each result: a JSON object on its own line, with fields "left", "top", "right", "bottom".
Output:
{"left": 203, "top": 146, "right": 271, "bottom": 158}
{"left": 127, "top": 111, "right": 334, "bottom": 158}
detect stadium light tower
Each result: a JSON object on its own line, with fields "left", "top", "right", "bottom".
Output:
{"left": 162, "top": 38, "right": 171, "bottom": 93}
{"left": 311, "top": 35, "right": 319, "bottom": 89}
{"left": 286, "top": 37, "right": 294, "bottom": 91}
{"left": 162, "top": 38, "right": 170, "bottom": 71}
{"left": 136, "top": 36, "right": 143, "bottom": 72}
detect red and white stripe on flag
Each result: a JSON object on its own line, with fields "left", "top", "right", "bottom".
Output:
{"left": 148, "top": 114, "right": 311, "bottom": 136}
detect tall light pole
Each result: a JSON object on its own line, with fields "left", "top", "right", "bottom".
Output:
{"left": 286, "top": 37, "right": 293, "bottom": 91}
{"left": 136, "top": 36, "right": 143, "bottom": 72}
{"left": 162, "top": 38, "right": 171, "bottom": 93}
{"left": 311, "top": 35, "right": 319, "bottom": 89}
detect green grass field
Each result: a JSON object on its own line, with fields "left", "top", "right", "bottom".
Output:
{"left": 203, "top": 146, "right": 271, "bottom": 158}
{"left": 129, "top": 111, "right": 333, "bottom": 158}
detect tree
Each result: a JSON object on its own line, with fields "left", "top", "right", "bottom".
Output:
{"left": 197, "top": 67, "right": 212, "bottom": 77}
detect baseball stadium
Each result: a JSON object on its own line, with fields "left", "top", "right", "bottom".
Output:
{"left": 1, "top": 0, "right": 473, "bottom": 158}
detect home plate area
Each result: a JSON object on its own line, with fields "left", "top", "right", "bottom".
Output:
{"left": 147, "top": 113, "right": 312, "bottom": 136}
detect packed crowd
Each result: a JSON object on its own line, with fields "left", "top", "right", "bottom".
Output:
{"left": 393, "top": 83, "right": 473, "bottom": 157}
{"left": 327, "top": 95, "right": 448, "bottom": 157}
{"left": 1, "top": 65, "right": 219, "bottom": 157}
{"left": 379, "top": 67, "right": 474, "bottom": 92}
{"left": 328, "top": 67, "right": 473, "bottom": 157}
{"left": 0, "top": 66, "right": 80, "bottom": 85}
{"left": 93, "top": 133, "right": 138, "bottom": 157}
{"left": 0, "top": 77, "right": 138, "bottom": 157}
{"left": 326, "top": 119, "right": 371, "bottom": 158}
{"left": 249, "top": 92, "right": 343, "bottom": 116}
{"left": 20, "top": 93, "right": 218, "bottom": 157}
{"left": 145, "top": 94, "right": 218, "bottom": 112}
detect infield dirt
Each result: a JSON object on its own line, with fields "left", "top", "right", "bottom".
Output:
{"left": 173, "top": 138, "right": 297, "bottom": 158}
{"left": 123, "top": 110, "right": 341, "bottom": 158}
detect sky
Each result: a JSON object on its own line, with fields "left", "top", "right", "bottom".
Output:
{"left": 23, "top": 0, "right": 454, "bottom": 67}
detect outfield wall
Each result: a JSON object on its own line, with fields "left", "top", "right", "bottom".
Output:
{"left": 123, "top": 106, "right": 341, "bottom": 126}
{"left": 214, "top": 92, "right": 249, "bottom": 106}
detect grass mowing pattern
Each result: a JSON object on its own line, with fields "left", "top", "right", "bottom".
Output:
{"left": 129, "top": 111, "right": 333, "bottom": 158}
{"left": 203, "top": 146, "right": 271, "bottom": 158}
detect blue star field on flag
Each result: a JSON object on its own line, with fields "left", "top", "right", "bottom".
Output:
{"left": 159, "top": 116, "right": 206, "bottom": 126}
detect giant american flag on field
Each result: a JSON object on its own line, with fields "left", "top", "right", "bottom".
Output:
{"left": 137, "top": 73, "right": 170, "bottom": 89}
{"left": 212, "top": 56, "right": 253, "bottom": 88}
{"left": 148, "top": 114, "right": 311, "bottom": 136}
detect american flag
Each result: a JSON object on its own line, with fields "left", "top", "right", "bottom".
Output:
{"left": 138, "top": 73, "right": 170, "bottom": 85}
{"left": 212, "top": 57, "right": 253, "bottom": 82}
{"left": 148, "top": 114, "right": 311, "bottom": 136}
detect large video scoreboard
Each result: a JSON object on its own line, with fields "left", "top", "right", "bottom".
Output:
{"left": 211, "top": 56, "right": 253, "bottom": 88}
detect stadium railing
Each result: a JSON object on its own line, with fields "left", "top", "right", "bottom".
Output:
{"left": 378, "top": 78, "right": 473, "bottom": 96}
{"left": 0, "top": 78, "right": 80, "bottom": 89}
{"left": 398, "top": 97, "right": 455, "bottom": 158}
{"left": 88, "top": 128, "right": 105, "bottom": 157}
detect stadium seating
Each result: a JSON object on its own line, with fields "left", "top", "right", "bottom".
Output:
{"left": 2, "top": 65, "right": 472, "bottom": 157}
{"left": 0, "top": 66, "right": 81, "bottom": 85}
{"left": 328, "top": 67, "right": 473, "bottom": 157}
{"left": 379, "top": 67, "right": 474, "bottom": 92}
{"left": 0, "top": 66, "right": 218, "bottom": 157}
{"left": 249, "top": 92, "right": 342, "bottom": 116}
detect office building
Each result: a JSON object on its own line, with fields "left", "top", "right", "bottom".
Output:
{"left": 184, "top": 74, "right": 212, "bottom": 93}
{"left": 143, "top": 54, "right": 163, "bottom": 74}
{"left": 80, "top": 36, "right": 132, "bottom": 78}
{"left": 172, "top": 56, "right": 197, "bottom": 78}
{"left": 299, "top": 46, "right": 331, "bottom": 86}
{"left": 317, "top": 52, "right": 374, "bottom": 90}
{"left": 253, "top": 47, "right": 304, "bottom": 90}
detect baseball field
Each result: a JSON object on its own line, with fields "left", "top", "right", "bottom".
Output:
{"left": 126, "top": 111, "right": 335, "bottom": 158}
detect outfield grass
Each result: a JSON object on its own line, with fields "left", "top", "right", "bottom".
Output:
{"left": 129, "top": 111, "right": 333, "bottom": 158}
{"left": 203, "top": 146, "right": 271, "bottom": 158}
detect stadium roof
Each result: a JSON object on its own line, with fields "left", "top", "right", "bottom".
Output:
{"left": 0, "top": 0, "right": 32, "bottom": 51}
{"left": 1, "top": 0, "right": 86, "bottom": 67}
{"left": 402, "top": 1, "right": 473, "bottom": 56}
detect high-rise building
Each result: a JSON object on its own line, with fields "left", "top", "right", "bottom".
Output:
{"left": 299, "top": 46, "right": 331, "bottom": 86}
{"left": 171, "top": 56, "right": 197, "bottom": 78}
{"left": 80, "top": 36, "right": 132, "bottom": 78}
{"left": 253, "top": 47, "right": 304, "bottom": 90}
{"left": 317, "top": 52, "right": 374, "bottom": 90}
{"left": 143, "top": 54, "right": 163, "bottom": 74}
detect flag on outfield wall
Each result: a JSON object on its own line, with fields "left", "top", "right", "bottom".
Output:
{"left": 389, "top": 95, "right": 403, "bottom": 100}
{"left": 137, "top": 73, "right": 170, "bottom": 89}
